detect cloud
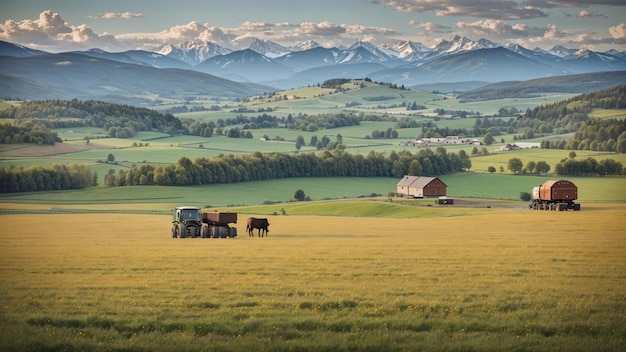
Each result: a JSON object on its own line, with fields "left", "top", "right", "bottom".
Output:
{"left": 456, "top": 19, "right": 528, "bottom": 36}
{"left": 344, "top": 24, "right": 397, "bottom": 36}
{"left": 294, "top": 22, "right": 346, "bottom": 36}
{"left": 0, "top": 10, "right": 124, "bottom": 52}
{"left": 409, "top": 21, "right": 451, "bottom": 34}
{"left": 117, "top": 21, "right": 238, "bottom": 49}
{"left": 576, "top": 10, "right": 608, "bottom": 19}
{"left": 240, "top": 21, "right": 277, "bottom": 32}
{"left": 88, "top": 12, "right": 143, "bottom": 20}
{"left": 609, "top": 23, "right": 626, "bottom": 39}
{"left": 373, "top": 0, "right": 549, "bottom": 20}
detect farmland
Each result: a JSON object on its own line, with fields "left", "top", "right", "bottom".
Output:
{"left": 0, "top": 204, "right": 624, "bottom": 351}
{"left": 1, "top": 81, "right": 625, "bottom": 350}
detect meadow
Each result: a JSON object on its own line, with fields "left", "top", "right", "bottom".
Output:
{"left": 0, "top": 203, "right": 624, "bottom": 351}
{"left": 1, "top": 174, "right": 624, "bottom": 211}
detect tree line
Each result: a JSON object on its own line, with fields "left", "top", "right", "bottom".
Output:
{"left": 102, "top": 148, "right": 471, "bottom": 187}
{"left": 0, "top": 164, "right": 97, "bottom": 193}
{"left": 0, "top": 122, "right": 60, "bottom": 145}
{"left": 506, "top": 154, "right": 623, "bottom": 176}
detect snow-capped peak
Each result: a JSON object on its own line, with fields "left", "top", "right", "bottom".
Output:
{"left": 154, "top": 40, "right": 231, "bottom": 65}
{"left": 546, "top": 44, "right": 577, "bottom": 58}
{"left": 382, "top": 40, "right": 432, "bottom": 61}
{"left": 434, "top": 35, "right": 497, "bottom": 54}
{"left": 291, "top": 40, "right": 321, "bottom": 52}
{"left": 248, "top": 38, "right": 292, "bottom": 58}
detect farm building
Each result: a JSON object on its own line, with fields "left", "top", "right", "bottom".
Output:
{"left": 396, "top": 176, "right": 447, "bottom": 198}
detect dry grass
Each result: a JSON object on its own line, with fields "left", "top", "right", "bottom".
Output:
{"left": 0, "top": 204, "right": 624, "bottom": 351}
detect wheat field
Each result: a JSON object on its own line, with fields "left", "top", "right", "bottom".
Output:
{"left": 0, "top": 204, "right": 624, "bottom": 351}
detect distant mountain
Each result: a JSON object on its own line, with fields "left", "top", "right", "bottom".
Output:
{"left": 369, "top": 47, "right": 569, "bottom": 85}
{"left": 274, "top": 46, "right": 344, "bottom": 71}
{"left": 0, "top": 40, "right": 47, "bottom": 57}
{"left": 540, "top": 44, "right": 578, "bottom": 58}
{"left": 381, "top": 40, "right": 432, "bottom": 61}
{"left": 72, "top": 48, "right": 192, "bottom": 70}
{"left": 422, "top": 36, "right": 498, "bottom": 62}
{"left": 0, "top": 52, "right": 269, "bottom": 101}
{"left": 2, "top": 37, "right": 625, "bottom": 99}
{"left": 194, "top": 49, "right": 295, "bottom": 82}
{"left": 248, "top": 39, "right": 292, "bottom": 58}
{"left": 346, "top": 41, "right": 398, "bottom": 64}
{"left": 291, "top": 40, "right": 321, "bottom": 51}
{"left": 155, "top": 40, "right": 232, "bottom": 66}
{"left": 554, "top": 49, "right": 626, "bottom": 74}
{"left": 121, "top": 50, "right": 192, "bottom": 69}
{"left": 458, "top": 71, "right": 626, "bottom": 101}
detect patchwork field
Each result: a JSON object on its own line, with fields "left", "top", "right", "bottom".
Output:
{"left": 0, "top": 204, "right": 624, "bottom": 351}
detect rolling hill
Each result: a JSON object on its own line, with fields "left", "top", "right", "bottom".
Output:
{"left": 0, "top": 52, "right": 270, "bottom": 102}
{"left": 458, "top": 71, "right": 626, "bottom": 101}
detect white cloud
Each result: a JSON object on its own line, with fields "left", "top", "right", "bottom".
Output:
{"left": 294, "top": 22, "right": 346, "bottom": 36}
{"left": 409, "top": 21, "right": 451, "bottom": 34}
{"left": 89, "top": 12, "right": 143, "bottom": 20}
{"left": 609, "top": 23, "right": 626, "bottom": 39}
{"left": 576, "top": 10, "right": 607, "bottom": 19}
{"left": 0, "top": 10, "right": 124, "bottom": 52}
{"left": 544, "top": 24, "right": 567, "bottom": 39}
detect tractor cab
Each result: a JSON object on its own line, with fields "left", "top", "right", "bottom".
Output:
{"left": 174, "top": 206, "right": 201, "bottom": 223}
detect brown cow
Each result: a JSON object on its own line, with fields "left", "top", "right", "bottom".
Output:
{"left": 247, "top": 217, "right": 270, "bottom": 237}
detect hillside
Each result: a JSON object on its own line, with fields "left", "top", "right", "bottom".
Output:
{"left": 0, "top": 53, "right": 270, "bottom": 103}
{"left": 458, "top": 71, "right": 626, "bottom": 101}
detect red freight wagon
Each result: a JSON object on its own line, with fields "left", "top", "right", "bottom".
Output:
{"left": 530, "top": 179, "right": 580, "bottom": 211}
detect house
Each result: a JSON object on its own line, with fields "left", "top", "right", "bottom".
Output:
{"left": 396, "top": 175, "right": 447, "bottom": 198}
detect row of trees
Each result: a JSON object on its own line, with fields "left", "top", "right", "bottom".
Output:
{"left": 554, "top": 157, "right": 623, "bottom": 176}
{"left": 102, "top": 148, "right": 471, "bottom": 187}
{"left": 507, "top": 158, "right": 551, "bottom": 175}
{"left": 507, "top": 155, "right": 624, "bottom": 176}
{"left": 0, "top": 164, "right": 97, "bottom": 193}
{"left": 0, "top": 123, "right": 60, "bottom": 145}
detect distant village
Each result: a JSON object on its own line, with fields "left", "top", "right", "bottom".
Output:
{"left": 399, "top": 136, "right": 483, "bottom": 147}
{"left": 400, "top": 136, "right": 540, "bottom": 151}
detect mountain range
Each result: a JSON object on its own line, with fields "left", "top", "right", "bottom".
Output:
{"left": 1, "top": 36, "right": 625, "bottom": 102}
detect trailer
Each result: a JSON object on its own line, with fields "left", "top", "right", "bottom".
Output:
{"left": 529, "top": 180, "right": 581, "bottom": 211}
{"left": 202, "top": 212, "right": 238, "bottom": 238}
{"left": 171, "top": 206, "right": 237, "bottom": 238}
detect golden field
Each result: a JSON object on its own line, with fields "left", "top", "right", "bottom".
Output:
{"left": 0, "top": 204, "right": 625, "bottom": 351}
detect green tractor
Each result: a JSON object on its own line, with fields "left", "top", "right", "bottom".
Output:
{"left": 171, "top": 206, "right": 205, "bottom": 238}
{"left": 171, "top": 206, "right": 238, "bottom": 238}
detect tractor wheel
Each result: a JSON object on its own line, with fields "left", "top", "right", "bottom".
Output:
{"left": 171, "top": 224, "right": 178, "bottom": 238}
{"left": 201, "top": 226, "right": 209, "bottom": 238}
{"left": 179, "top": 224, "right": 187, "bottom": 238}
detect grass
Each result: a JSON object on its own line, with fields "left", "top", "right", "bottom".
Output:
{"left": 1, "top": 174, "right": 624, "bottom": 211}
{"left": 469, "top": 148, "right": 626, "bottom": 173}
{"left": 0, "top": 204, "right": 624, "bottom": 351}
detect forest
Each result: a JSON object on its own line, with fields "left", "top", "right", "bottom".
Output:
{"left": 0, "top": 99, "right": 182, "bottom": 139}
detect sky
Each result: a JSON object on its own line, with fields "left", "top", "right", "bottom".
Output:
{"left": 1, "top": 0, "right": 625, "bottom": 53}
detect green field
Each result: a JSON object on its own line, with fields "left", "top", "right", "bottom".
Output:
{"left": 1, "top": 174, "right": 624, "bottom": 211}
